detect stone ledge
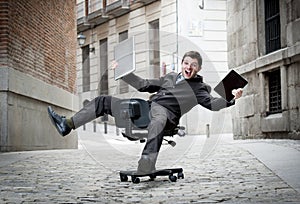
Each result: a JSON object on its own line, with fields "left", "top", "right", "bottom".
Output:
{"left": 235, "top": 43, "right": 300, "bottom": 74}
{"left": 0, "top": 67, "right": 78, "bottom": 111}
{"left": 261, "top": 113, "right": 289, "bottom": 132}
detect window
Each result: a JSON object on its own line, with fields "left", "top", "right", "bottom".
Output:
{"left": 119, "top": 30, "right": 128, "bottom": 41}
{"left": 99, "top": 38, "right": 108, "bottom": 95}
{"left": 149, "top": 20, "right": 160, "bottom": 78}
{"left": 82, "top": 45, "right": 90, "bottom": 92}
{"left": 265, "top": 0, "right": 281, "bottom": 54}
{"left": 267, "top": 69, "right": 281, "bottom": 114}
{"left": 119, "top": 30, "right": 129, "bottom": 94}
{"left": 85, "top": 0, "right": 89, "bottom": 16}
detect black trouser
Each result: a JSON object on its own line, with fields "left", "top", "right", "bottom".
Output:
{"left": 71, "top": 95, "right": 176, "bottom": 162}
{"left": 72, "top": 95, "right": 116, "bottom": 128}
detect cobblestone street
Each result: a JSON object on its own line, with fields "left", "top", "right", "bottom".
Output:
{"left": 1, "top": 125, "right": 300, "bottom": 203}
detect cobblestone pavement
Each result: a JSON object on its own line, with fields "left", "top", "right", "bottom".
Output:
{"left": 0, "top": 125, "right": 300, "bottom": 203}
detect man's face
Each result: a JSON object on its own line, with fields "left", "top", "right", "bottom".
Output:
{"left": 181, "top": 56, "right": 201, "bottom": 79}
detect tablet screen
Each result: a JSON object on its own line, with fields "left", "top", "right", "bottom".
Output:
{"left": 114, "top": 36, "right": 136, "bottom": 80}
{"left": 214, "top": 70, "right": 248, "bottom": 102}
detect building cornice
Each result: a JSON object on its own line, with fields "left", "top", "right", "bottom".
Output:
{"left": 235, "top": 42, "right": 300, "bottom": 74}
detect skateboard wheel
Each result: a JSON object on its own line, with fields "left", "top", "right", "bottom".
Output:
{"left": 169, "top": 175, "right": 177, "bottom": 182}
{"left": 120, "top": 174, "right": 128, "bottom": 182}
{"left": 178, "top": 172, "right": 184, "bottom": 179}
{"left": 132, "top": 176, "right": 140, "bottom": 184}
{"left": 149, "top": 175, "right": 156, "bottom": 181}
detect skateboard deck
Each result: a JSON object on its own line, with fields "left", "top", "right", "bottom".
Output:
{"left": 119, "top": 168, "right": 184, "bottom": 183}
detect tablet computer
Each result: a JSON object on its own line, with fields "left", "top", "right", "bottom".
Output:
{"left": 114, "top": 36, "right": 136, "bottom": 80}
{"left": 214, "top": 70, "right": 248, "bottom": 102}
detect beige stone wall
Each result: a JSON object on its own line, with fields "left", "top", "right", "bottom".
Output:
{"left": 227, "top": 0, "right": 258, "bottom": 68}
{"left": 77, "top": 0, "right": 177, "bottom": 106}
{"left": 227, "top": 0, "right": 300, "bottom": 139}
{"left": 0, "top": 68, "right": 78, "bottom": 151}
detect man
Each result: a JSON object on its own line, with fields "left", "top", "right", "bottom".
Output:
{"left": 48, "top": 51, "right": 243, "bottom": 174}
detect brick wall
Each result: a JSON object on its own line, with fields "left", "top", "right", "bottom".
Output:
{"left": 1, "top": 0, "right": 78, "bottom": 151}
{"left": 0, "top": 1, "right": 9, "bottom": 67}
{"left": 1, "top": 0, "right": 76, "bottom": 93}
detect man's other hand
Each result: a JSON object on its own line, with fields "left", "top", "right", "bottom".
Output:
{"left": 232, "top": 88, "right": 243, "bottom": 100}
{"left": 110, "top": 60, "right": 118, "bottom": 70}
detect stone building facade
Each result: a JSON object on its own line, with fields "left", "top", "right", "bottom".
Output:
{"left": 76, "top": 0, "right": 231, "bottom": 135}
{"left": 0, "top": 0, "right": 78, "bottom": 151}
{"left": 227, "top": 0, "right": 300, "bottom": 139}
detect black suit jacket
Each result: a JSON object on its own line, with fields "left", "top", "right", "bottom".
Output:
{"left": 122, "top": 72, "right": 234, "bottom": 125}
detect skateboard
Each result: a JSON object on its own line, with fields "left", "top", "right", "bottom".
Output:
{"left": 119, "top": 168, "right": 184, "bottom": 184}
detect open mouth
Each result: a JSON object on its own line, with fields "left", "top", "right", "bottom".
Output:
{"left": 185, "top": 70, "right": 192, "bottom": 78}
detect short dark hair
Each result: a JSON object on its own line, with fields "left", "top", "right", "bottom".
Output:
{"left": 181, "top": 51, "right": 202, "bottom": 66}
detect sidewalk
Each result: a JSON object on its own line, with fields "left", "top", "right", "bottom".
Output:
{"left": 0, "top": 123, "right": 300, "bottom": 203}
{"left": 233, "top": 139, "right": 300, "bottom": 194}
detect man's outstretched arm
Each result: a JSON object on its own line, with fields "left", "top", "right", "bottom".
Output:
{"left": 111, "top": 61, "right": 162, "bottom": 93}
{"left": 197, "top": 87, "right": 243, "bottom": 111}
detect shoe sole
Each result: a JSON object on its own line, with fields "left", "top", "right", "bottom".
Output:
{"left": 47, "top": 106, "right": 64, "bottom": 136}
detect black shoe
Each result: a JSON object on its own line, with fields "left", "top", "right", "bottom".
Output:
{"left": 47, "top": 106, "right": 71, "bottom": 136}
{"left": 136, "top": 155, "right": 156, "bottom": 175}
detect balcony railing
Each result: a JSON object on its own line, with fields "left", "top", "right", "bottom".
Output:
{"left": 77, "top": 0, "right": 104, "bottom": 19}
{"left": 107, "top": 0, "right": 122, "bottom": 4}
{"left": 90, "top": 0, "right": 103, "bottom": 13}
{"left": 77, "top": 1, "right": 85, "bottom": 19}
{"left": 77, "top": 0, "right": 159, "bottom": 32}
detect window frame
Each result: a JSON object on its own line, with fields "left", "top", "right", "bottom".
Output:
{"left": 266, "top": 69, "right": 282, "bottom": 115}
{"left": 264, "top": 0, "right": 281, "bottom": 54}
{"left": 99, "top": 38, "right": 108, "bottom": 95}
{"left": 82, "top": 45, "right": 90, "bottom": 93}
{"left": 149, "top": 19, "right": 160, "bottom": 78}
